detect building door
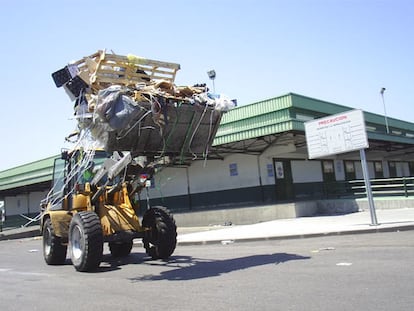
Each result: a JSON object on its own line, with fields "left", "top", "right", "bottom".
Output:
{"left": 389, "top": 162, "right": 397, "bottom": 177}
{"left": 344, "top": 161, "right": 356, "bottom": 180}
{"left": 374, "top": 161, "right": 384, "bottom": 178}
{"left": 322, "top": 160, "right": 335, "bottom": 182}
{"left": 322, "top": 160, "right": 336, "bottom": 198}
{"left": 273, "top": 159, "right": 294, "bottom": 201}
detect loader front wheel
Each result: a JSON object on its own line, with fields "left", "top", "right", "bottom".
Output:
{"left": 142, "top": 206, "right": 177, "bottom": 260}
{"left": 43, "top": 218, "right": 67, "bottom": 265}
{"left": 109, "top": 241, "right": 133, "bottom": 257}
{"left": 69, "top": 211, "right": 103, "bottom": 272}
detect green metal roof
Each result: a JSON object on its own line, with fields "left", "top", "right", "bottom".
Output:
{"left": 290, "top": 93, "right": 352, "bottom": 115}
{"left": 213, "top": 93, "right": 414, "bottom": 146}
{"left": 213, "top": 94, "right": 294, "bottom": 145}
{"left": 1, "top": 93, "right": 414, "bottom": 193}
{"left": 219, "top": 94, "right": 293, "bottom": 124}
{"left": 291, "top": 93, "right": 414, "bottom": 132}
{"left": 0, "top": 155, "right": 58, "bottom": 193}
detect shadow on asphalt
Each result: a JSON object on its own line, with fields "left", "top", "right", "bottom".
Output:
{"left": 98, "top": 252, "right": 149, "bottom": 272}
{"left": 54, "top": 252, "right": 311, "bottom": 274}
{"left": 53, "top": 252, "right": 149, "bottom": 273}
{"left": 57, "top": 251, "right": 310, "bottom": 274}
{"left": 128, "top": 253, "right": 311, "bottom": 281}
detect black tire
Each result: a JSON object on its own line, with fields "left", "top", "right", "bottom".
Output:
{"left": 142, "top": 206, "right": 177, "bottom": 260}
{"left": 42, "top": 218, "right": 67, "bottom": 265}
{"left": 68, "top": 211, "right": 103, "bottom": 272}
{"left": 109, "top": 241, "right": 133, "bottom": 258}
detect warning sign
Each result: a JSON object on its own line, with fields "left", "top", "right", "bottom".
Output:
{"left": 304, "top": 109, "right": 369, "bottom": 159}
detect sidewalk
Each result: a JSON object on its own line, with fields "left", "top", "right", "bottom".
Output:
{"left": 176, "top": 208, "right": 414, "bottom": 245}
{"left": 1, "top": 208, "right": 414, "bottom": 244}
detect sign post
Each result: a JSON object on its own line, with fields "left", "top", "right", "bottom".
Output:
{"left": 304, "top": 109, "right": 378, "bottom": 226}
{"left": 360, "top": 149, "right": 378, "bottom": 225}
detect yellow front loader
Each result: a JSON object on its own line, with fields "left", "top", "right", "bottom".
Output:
{"left": 41, "top": 50, "right": 230, "bottom": 272}
{"left": 40, "top": 149, "right": 176, "bottom": 272}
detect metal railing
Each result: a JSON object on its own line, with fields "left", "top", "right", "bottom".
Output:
{"left": 293, "top": 177, "right": 414, "bottom": 200}
{"left": 347, "top": 177, "right": 414, "bottom": 198}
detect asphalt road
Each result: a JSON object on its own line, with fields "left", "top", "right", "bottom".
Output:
{"left": 0, "top": 231, "right": 413, "bottom": 311}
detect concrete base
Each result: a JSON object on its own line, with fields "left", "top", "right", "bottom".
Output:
{"left": 316, "top": 199, "right": 360, "bottom": 215}
{"left": 174, "top": 202, "right": 318, "bottom": 227}
{"left": 356, "top": 197, "right": 414, "bottom": 211}
{"left": 174, "top": 198, "right": 414, "bottom": 227}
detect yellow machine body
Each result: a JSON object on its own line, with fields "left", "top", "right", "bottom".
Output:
{"left": 98, "top": 184, "right": 142, "bottom": 236}
{"left": 42, "top": 182, "right": 142, "bottom": 239}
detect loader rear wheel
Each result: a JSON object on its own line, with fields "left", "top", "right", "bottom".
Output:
{"left": 142, "top": 206, "right": 177, "bottom": 260}
{"left": 109, "top": 241, "right": 133, "bottom": 257}
{"left": 43, "top": 218, "right": 67, "bottom": 265}
{"left": 69, "top": 211, "right": 103, "bottom": 272}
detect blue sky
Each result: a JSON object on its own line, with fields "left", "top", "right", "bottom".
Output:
{"left": 0, "top": 0, "right": 413, "bottom": 170}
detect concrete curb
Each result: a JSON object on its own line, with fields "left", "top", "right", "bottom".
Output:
{"left": 0, "top": 228, "right": 40, "bottom": 241}
{"left": 176, "top": 224, "right": 414, "bottom": 246}
{"left": 2, "top": 224, "right": 414, "bottom": 245}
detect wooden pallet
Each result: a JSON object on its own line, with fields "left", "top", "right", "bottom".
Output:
{"left": 73, "top": 50, "right": 181, "bottom": 92}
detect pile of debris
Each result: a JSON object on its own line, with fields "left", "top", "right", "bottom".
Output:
{"left": 52, "top": 50, "right": 235, "bottom": 160}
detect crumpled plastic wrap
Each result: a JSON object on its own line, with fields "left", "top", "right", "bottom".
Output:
{"left": 95, "top": 85, "right": 141, "bottom": 130}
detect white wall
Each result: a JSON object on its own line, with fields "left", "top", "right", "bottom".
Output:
{"left": 5, "top": 195, "right": 27, "bottom": 216}
{"left": 147, "top": 153, "right": 263, "bottom": 198}
{"left": 188, "top": 154, "right": 260, "bottom": 193}
{"left": 291, "top": 160, "right": 323, "bottom": 183}
{"left": 149, "top": 167, "right": 188, "bottom": 198}
{"left": 29, "top": 192, "right": 46, "bottom": 213}
{"left": 4, "top": 191, "right": 47, "bottom": 216}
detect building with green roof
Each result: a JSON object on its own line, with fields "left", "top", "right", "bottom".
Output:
{"left": 1, "top": 93, "right": 414, "bottom": 217}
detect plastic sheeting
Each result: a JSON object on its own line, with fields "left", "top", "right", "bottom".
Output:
{"left": 89, "top": 85, "right": 226, "bottom": 158}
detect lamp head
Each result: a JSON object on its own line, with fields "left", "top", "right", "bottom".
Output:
{"left": 207, "top": 70, "right": 216, "bottom": 80}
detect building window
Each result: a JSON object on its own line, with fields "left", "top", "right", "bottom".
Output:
{"left": 323, "top": 160, "right": 334, "bottom": 173}
{"left": 374, "top": 161, "right": 383, "bottom": 178}
{"left": 322, "top": 160, "right": 335, "bottom": 182}
{"left": 345, "top": 161, "right": 355, "bottom": 173}
{"left": 344, "top": 161, "right": 356, "bottom": 180}
{"left": 389, "top": 162, "right": 397, "bottom": 177}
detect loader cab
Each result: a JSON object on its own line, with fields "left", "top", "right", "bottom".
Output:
{"left": 48, "top": 156, "right": 67, "bottom": 210}
{"left": 48, "top": 150, "right": 109, "bottom": 210}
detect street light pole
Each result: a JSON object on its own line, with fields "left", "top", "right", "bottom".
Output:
{"left": 380, "top": 87, "right": 390, "bottom": 134}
